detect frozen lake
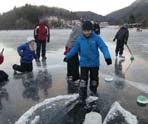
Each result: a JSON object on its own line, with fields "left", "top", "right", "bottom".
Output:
{"left": 0, "top": 28, "right": 148, "bottom": 124}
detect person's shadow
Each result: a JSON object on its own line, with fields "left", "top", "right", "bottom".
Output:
{"left": 114, "top": 58, "right": 125, "bottom": 89}
{"left": 0, "top": 81, "right": 9, "bottom": 110}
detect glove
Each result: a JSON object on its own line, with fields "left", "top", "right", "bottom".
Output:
{"left": 113, "top": 38, "right": 116, "bottom": 42}
{"left": 47, "top": 38, "right": 50, "bottom": 43}
{"left": 105, "top": 58, "right": 112, "bottom": 65}
{"left": 64, "top": 48, "right": 70, "bottom": 55}
{"left": 63, "top": 57, "right": 68, "bottom": 62}
{"left": 124, "top": 42, "right": 127, "bottom": 45}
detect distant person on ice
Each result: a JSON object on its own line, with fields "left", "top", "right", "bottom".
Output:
{"left": 34, "top": 18, "right": 50, "bottom": 61}
{"left": 93, "top": 21, "right": 100, "bottom": 35}
{"left": 12, "top": 37, "right": 37, "bottom": 73}
{"left": 64, "top": 19, "right": 83, "bottom": 84}
{"left": 64, "top": 21, "right": 112, "bottom": 102}
{"left": 113, "top": 23, "right": 129, "bottom": 58}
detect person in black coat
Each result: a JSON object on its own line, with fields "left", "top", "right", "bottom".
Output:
{"left": 113, "top": 23, "right": 129, "bottom": 58}
{"left": 93, "top": 22, "right": 100, "bottom": 35}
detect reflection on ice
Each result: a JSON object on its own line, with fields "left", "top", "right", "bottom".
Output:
{"left": 101, "top": 73, "right": 148, "bottom": 93}
{"left": 13, "top": 70, "right": 52, "bottom": 101}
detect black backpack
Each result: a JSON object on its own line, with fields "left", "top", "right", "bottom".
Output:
{"left": 0, "top": 70, "right": 8, "bottom": 82}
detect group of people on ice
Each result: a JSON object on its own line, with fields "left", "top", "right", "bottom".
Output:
{"left": 0, "top": 18, "right": 129, "bottom": 104}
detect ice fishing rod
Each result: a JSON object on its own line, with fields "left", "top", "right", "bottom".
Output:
{"left": 125, "top": 44, "right": 134, "bottom": 61}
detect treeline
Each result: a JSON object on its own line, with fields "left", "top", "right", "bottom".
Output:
{"left": 0, "top": 4, "right": 79, "bottom": 30}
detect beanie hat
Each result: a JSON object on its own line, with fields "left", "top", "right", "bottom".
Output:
{"left": 26, "top": 36, "right": 35, "bottom": 43}
{"left": 82, "top": 21, "right": 93, "bottom": 30}
{"left": 123, "top": 23, "right": 128, "bottom": 29}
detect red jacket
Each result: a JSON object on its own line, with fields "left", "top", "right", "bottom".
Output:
{"left": 34, "top": 22, "right": 50, "bottom": 42}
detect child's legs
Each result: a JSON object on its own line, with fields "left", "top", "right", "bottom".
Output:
{"left": 115, "top": 41, "right": 120, "bottom": 55}
{"left": 36, "top": 41, "right": 41, "bottom": 59}
{"left": 67, "top": 54, "right": 79, "bottom": 81}
{"left": 119, "top": 41, "right": 124, "bottom": 55}
{"left": 89, "top": 67, "right": 99, "bottom": 93}
{"left": 79, "top": 67, "right": 89, "bottom": 100}
{"left": 26, "top": 63, "right": 33, "bottom": 72}
{"left": 41, "top": 41, "right": 46, "bottom": 58}
{"left": 13, "top": 63, "right": 26, "bottom": 72}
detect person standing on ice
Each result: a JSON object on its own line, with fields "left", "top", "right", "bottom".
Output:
{"left": 12, "top": 37, "right": 37, "bottom": 73}
{"left": 64, "top": 21, "right": 112, "bottom": 102}
{"left": 64, "top": 19, "right": 83, "bottom": 84}
{"left": 34, "top": 18, "right": 50, "bottom": 61}
{"left": 93, "top": 21, "right": 100, "bottom": 35}
{"left": 113, "top": 23, "right": 129, "bottom": 58}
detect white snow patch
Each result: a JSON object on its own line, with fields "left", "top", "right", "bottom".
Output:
{"left": 103, "top": 102, "right": 138, "bottom": 124}
{"left": 86, "top": 96, "right": 98, "bottom": 103}
{"left": 15, "top": 94, "right": 79, "bottom": 124}
{"left": 83, "top": 112, "right": 102, "bottom": 124}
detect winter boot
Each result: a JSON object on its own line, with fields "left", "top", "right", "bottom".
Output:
{"left": 79, "top": 80, "right": 87, "bottom": 103}
{"left": 90, "top": 80, "right": 98, "bottom": 96}
{"left": 119, "top": 55, "right": 125, "bottom": 58}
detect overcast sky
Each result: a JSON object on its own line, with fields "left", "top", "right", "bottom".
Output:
{"left": 1, "top": 0, "right": 136, "bottom": 16}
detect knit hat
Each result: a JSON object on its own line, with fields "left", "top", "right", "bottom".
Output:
{"left": 123, "top": 23, "right": 128, "bottom": 29}
{"left": 26, "top": 36, "right": 35, "bottom": 43}
{"left": 82, "top": 21, "right": 93, "bottom": 30}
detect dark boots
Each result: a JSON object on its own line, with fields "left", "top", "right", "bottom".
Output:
{"left": 79, "top": 80, "right": 87, "bottom": 102}
{"left": 90, "top": 80, "right": 98, "bottom": 96}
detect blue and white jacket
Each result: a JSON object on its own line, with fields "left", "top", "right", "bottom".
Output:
{"left": 17, "top": 43, "right": 37, "bottom": 63}
{"left": 66, "top": 32, "right": 111, "bottom": 67}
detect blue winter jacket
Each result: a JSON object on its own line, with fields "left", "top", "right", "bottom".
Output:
{"left": 17, "top": 43, "right": 37, "bottom": 63}
{"left": 66, "top": 32, "right": 111, "bottom": 67}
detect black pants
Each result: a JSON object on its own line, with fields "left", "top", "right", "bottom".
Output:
{"left": 115, "top": 40, "right": 124, "bottom": 55}
{"left": 13, "top": 62, "right": 33, "bottom": 72}
{"left": 36, "top": 40, "right": 46, "bottom": 59}
{"left": 79, "top": 67, "right": 99, "bottom": 100}
{"left": 67, "top": 54, "right": 79, "bottom": 81}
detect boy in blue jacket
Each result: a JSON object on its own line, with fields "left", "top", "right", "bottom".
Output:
{"left": 13, "top": 37, "right": 37, "bottom": 73}
{"left": 64, "top": 21, "right": 112, "bottom": 102}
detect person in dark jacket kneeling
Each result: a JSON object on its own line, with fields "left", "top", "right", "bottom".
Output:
{"left": 12, "top": 37, "right": 37, "bottom": 73}
{"left": 64, "top": 21, "right": 112, "bottom": 103}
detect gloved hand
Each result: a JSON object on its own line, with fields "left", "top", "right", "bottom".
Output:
{"left": 63, "top": 57, "right": 68, "bottom": 62}
{"left": 64, "top": 48, "right": 70, "bottom": 55}
{"left": 105, "top": 58, "right": 112, "bottom": 65}
{"left": 113, "top": 38, "right": 116, "bottom": 42}
{"left": 47, "top": 38, "right": 50, "bottom": 43}
{"left": 124, "top": 42, "right": 127, "bottom": 45}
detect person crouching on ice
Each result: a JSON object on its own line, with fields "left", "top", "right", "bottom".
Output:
{"left": 64, "top": 21, "right": 112, "bottom": 103}
{"left": 12, "top": 37, "right": 37, "bottom": 73}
